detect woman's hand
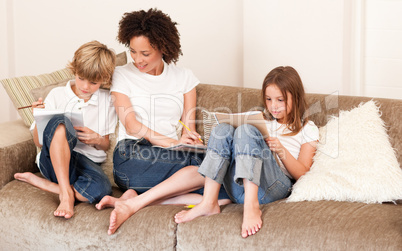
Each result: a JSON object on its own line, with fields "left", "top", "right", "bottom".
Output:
{"left": 31, "top": 98, "right": 45, "bottom": 112}
{"left": 178, "top": 131, "right": 203, "bottom": 145}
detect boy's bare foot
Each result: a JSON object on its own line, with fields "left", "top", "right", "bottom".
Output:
{"left": 15, "top": 172, "right": 48, "bottom": 189}
{"left": 54, "top": 190, "right": 75, "bottom": 219}
{"left": 96, "top": 189, "right": 138, "bottom": 210}
{"left": 108, "top": 200, "right": 135, "bottom": 235}
{"left": 15, "top": 172, "right": 61, "bottom": 194}
{"left": 174, "top": 201, "right": 221, "bottom": 224}
{"left": 241, "top": 203, "right": 262, "bottom": 238}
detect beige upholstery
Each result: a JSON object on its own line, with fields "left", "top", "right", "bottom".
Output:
{"left": 0, "top": 83, "right": 401, "bottom": 250}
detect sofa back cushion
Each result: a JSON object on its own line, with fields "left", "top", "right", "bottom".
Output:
{"left": 196, "top": 84, "right": 401, "bottom": 166}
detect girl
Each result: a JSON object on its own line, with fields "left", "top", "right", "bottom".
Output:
{"left": 174, "top": 66, "right": 319, "bottom": 238}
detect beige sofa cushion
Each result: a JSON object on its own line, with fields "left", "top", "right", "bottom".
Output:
{"left": 176, "top": 200, "right": 402, "bottom": 250}
{"left": 0, "top": 180, "right": 179, "bottom": 250}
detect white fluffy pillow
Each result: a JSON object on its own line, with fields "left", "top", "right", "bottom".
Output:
{"left": 287, "top": 100, "right": 402, "bottom": 204}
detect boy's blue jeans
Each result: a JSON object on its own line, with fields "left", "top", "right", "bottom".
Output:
{"left": 198, "top": 123, "right": 293, "bottom": 204}
{"left": 38, "top": 115, "right": 112, "bottom": 203}
{"left": 113, "top": 138, "right": 230, "bottom": 199}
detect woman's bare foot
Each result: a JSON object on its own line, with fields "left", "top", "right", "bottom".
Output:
{"left": 96, "top": 196, "right": 118, "bottom": 210}
{"left": 96, "top": 189, "right": 138, "bottom": 210}
{"left": 174, "top": 200, "right": 221, "bottom": 224}
{"left": 241, "top": 203, "right": 262, "bottom": 238}
{"left": 54, "top": 190, "right": 75, "bottom": 219}
{"left": 108, "top": 200, "right": 136, "bottom": 235}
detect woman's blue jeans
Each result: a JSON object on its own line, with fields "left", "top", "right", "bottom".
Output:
{"left": 38, "top": 115, "right": 112, "bottom": 203}
{"left": 113, "top": 138, "right": 229, "bottom": 199}
{"left": 198, "top": 123, "right": 293, "bottom": 204}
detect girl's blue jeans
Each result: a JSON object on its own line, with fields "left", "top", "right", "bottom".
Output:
{"left": 198, "top": 123, "right": 293, "bottom": 204}
{"left": 38, "top": 115, "right": 112, "bottom": 203}
{"left": 113, "top": 138, "right": 230, "bottom": 199}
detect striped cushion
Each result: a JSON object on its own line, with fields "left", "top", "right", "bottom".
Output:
{"left": 0, "top": 68, "right": 74, "bottom": 127}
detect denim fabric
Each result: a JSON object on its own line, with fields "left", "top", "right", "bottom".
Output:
{"left": 113, "top": 138, "right": 230, "bottom": 199}
{"left": 38, "top": 115, "right": 112, "bottom": 203}
{"left": 198, "top": 123, "right": 293, "bottom": 204}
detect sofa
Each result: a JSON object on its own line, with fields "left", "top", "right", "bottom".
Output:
{"left": 1, "top": 58, "right": 401, "bottom": 250}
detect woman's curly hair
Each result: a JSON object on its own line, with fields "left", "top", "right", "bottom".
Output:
{"left": 118, "top": 8, "right": 182, "bottom": 64}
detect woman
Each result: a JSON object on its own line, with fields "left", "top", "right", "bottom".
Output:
{"left": 96, "top": 8, "right": 230, "bottom": 235}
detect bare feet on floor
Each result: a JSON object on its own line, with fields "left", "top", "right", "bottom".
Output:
{"left": 174, "top": 201, "right": 221, "bottom": 224}
{"left": 241, "top": 203, "right": 262, "bottom": 238}
{"left": 108, "top": 200, "right": 135, "bottom": 235}
{"left": 96, "top": 189, "right": 138, "bottom": 210}
{"left": 54, "top": 190, "right": 75, "bottom": 219}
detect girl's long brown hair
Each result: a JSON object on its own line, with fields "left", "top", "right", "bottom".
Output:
{"left": 261, "top": 66, "right": 308, "bottom": 136}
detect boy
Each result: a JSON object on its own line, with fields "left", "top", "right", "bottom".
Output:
{"left": 14, "top": 41, "right": 117, "bottom": 219}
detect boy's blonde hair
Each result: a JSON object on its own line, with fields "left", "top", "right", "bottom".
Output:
{"left": 67, "top": 41, "right": 116, "bottom": 88}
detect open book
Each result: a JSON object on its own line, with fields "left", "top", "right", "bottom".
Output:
{"left": 213, "top": 111, "right": 269, "bottom": 138}
{"left": 33, "top": 109, "right": 84, "bottom": 145}
{"left": 213, "top": 111, "right": 279, "bottom": 164}
{"left": 153, "top": 144, "right": 207, "bottom": 153}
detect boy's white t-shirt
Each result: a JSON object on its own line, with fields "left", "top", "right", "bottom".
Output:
{"left": 266, "top": 120, "right": 319, "bottom": 178}
{"left": 31, "top": 80, "right": 117, "bottom": 163}
{"left": 110, "top": 61, "right": 200, "bottom": 141}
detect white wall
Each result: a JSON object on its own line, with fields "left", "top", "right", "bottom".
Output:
{"left": 243, "top": 0, "right": 402, "bottom": 99}
{"left": 0, "top": 0, "right": 243, "bottom": 123}
{"left": 364, "top": 0, "right": 402, "bottom": 99}
{"left": 1, "top": 0, "right": 401, "bottom": 124}
{"left": 243, "top": 0, "right": 345, "bottom": 94}
{"left": 0, "top": 0, "right": 18, "bottom": 122}
{"left": 11, "top": 0, "right": 243, "bottom": 85}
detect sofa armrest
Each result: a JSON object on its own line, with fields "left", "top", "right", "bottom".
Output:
{"left": 0, "top": 120, "right": 37, "bottom": 190}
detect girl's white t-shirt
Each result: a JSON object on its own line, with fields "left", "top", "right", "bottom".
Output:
{"left": 31, "top": 80, "right": 117, "bottom": 163}
{"left": 266, "top": 120, "right": 319, "bottom": 178}
{"left": 110, "top": 61, "right": 200, "bottom": 141}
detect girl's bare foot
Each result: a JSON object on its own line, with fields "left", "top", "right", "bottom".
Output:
{"left": 96, "top": 189, "right": 138, "bottom": 210}
{"left": 54, "top": 190, "right": 75, "bottom": 219}
{"left": 174, "top": 200, "right": 221, "bottom": 224}
{"left": 108, "top": 200, "right": 135, "bottom": 235}
{"left": 241, "top": 203, "right": 262, "bottom": 238}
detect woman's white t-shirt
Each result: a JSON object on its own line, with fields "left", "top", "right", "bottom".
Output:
{"left": 266, "top": 120, "right": 319, "bottom": 178}
{"left": 110, "top": 61, "right": 200, "bottom": 141}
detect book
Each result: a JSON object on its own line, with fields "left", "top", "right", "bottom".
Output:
{"left": 213, "top": 111, "right": 269, "bottom": 138}
{"left": 33, "top": 109, "right": 84, "bottom": 145}
{"left": 153, "top": 144, "right": 207, "bottom": 153}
